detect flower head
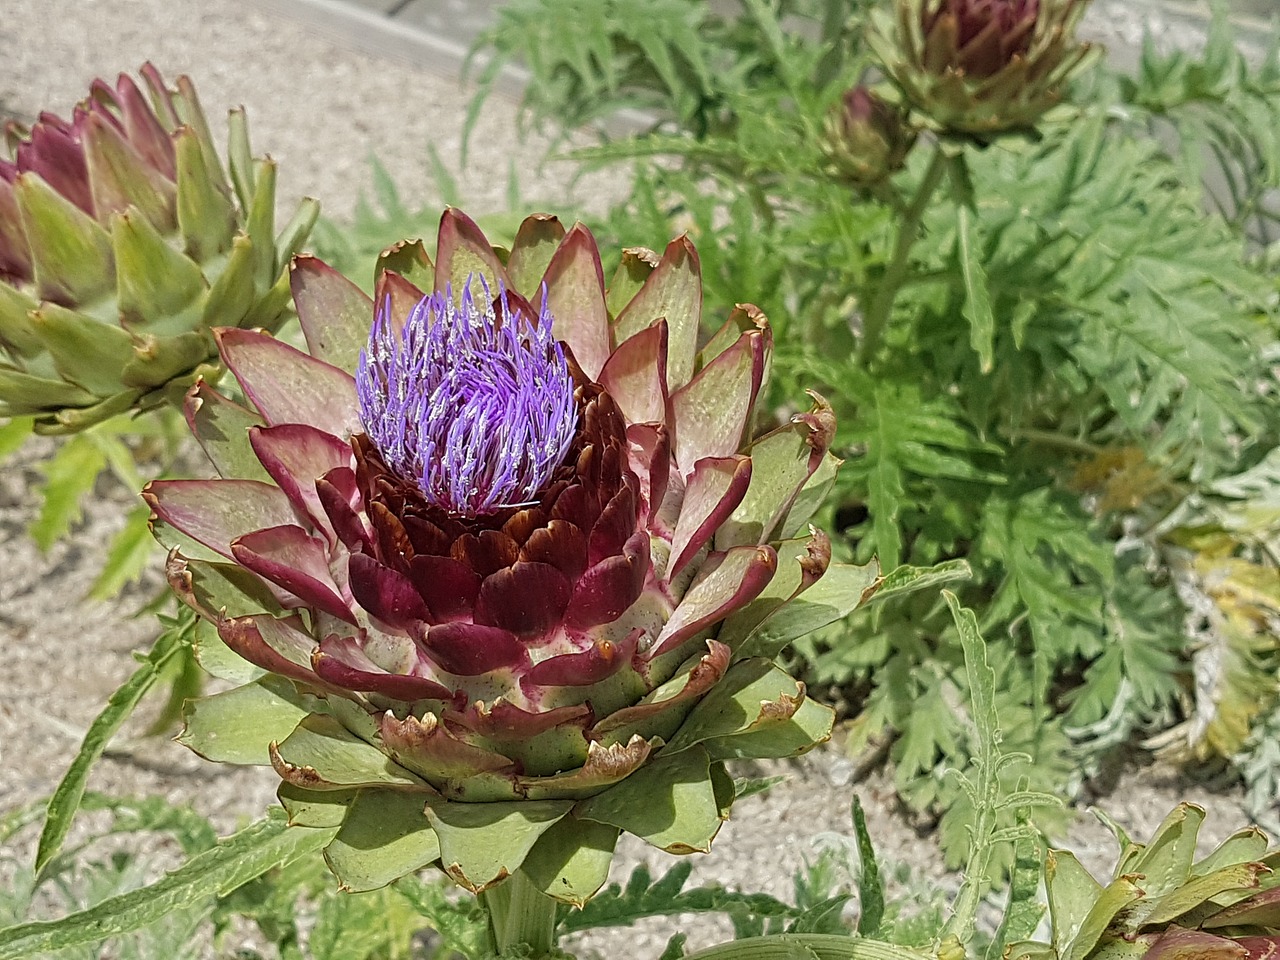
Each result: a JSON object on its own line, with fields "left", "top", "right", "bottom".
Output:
{"left": 869, "top": 0, "right": 1094, "bottom": 137}
{"left": 356, "top": 284, "right": 577, "bottom": 515}
{"left": 922, "top": 0, "right": 1039, "bottom": 78}
{"left": 822, "top": 85, "right": 916, "bottom": 185}
{"left": 0, "top": 65, "right": 316, "bottom": 433}
{"left": 147, "top": 210, "right": 868, "bottom": 903}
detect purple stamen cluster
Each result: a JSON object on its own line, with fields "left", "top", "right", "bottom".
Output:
{"left": 356, "top": 281, "right": 578, "bottom": 517}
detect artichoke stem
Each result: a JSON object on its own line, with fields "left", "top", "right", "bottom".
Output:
{"left": 481, "top": 869, "right": 559, "bottom": 958}
{"left": 858, "top": 144, "right": 951, "bottom": 365}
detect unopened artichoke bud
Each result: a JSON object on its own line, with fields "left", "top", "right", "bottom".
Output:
{"left": 869, "top": 0, "right": 1094, "bottom": 137}
{"left": 1007, "top": 803, "right": 1280, "bottom": 960}
{"left": 822, "top": 86, "right": 916, "bottom": 185}
{"left": 149, "top": 210, "right": 876, "bottom": 902}
{"left": 0, "top": 64, "right": 318, "bottom": 434}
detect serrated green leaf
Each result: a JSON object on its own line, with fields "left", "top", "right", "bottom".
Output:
{"left": 870, "top": 559, "right": 972, "bottom": 606}
{"left": 0, "top": 814, "right": 336, "bottom": 960}
{"left": 87, "top": 504, "right": 154, "bottom": 600}
{"left": 851, "top": 796, "right": 884, "bottom": 938}
{"left": 557, "top": 859, "right": 797, "bottom": 936}
{"left": 30, "top": 432, "right": 107, "bottom": 550}
{"left": 0, "top": 415, "right": 32, "bottom": 460}
{"left": 989, "top": 813, "right": 1045, "bottom": 960}
{"left": 391, "top": 874, "right": 489, "bottom": 960}
{"left": 35, "top": 611, "right": 195, "bottom": 876}
{"left": 957, "top": 206, "right": 995, "bottom": 373}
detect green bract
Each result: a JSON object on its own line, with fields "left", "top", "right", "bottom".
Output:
{"left": 0, "top": 64, "right": 318, "bottom": 434}
{"left": 1009, "top": 803, "right": 1280, "bottom": 960}
{"left": 146, "top": 209, "right": 879, "bottom": 902}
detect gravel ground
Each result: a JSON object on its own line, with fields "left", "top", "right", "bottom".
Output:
{"left": 0, "top": 0, "right": 1266, "bottom": 957}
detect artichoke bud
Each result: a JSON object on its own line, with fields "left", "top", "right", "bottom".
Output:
{"left": 822, "top": 86, "right": 916, "bottom": 186}
{"left": 0, "top": 65, "right": 319, "bottom": 434}
{"left": 1006, "top": 803, "right": 1280, "bottom": 960}
{"left": 150, "top": 210, "right": 852, "bottom": 902}
{"left": 869, "top": 0, "right": 1095, "bottom": 138}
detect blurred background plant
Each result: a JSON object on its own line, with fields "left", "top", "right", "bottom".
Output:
{"left": 0, "top": 65, "right": 316, "bottom": 600}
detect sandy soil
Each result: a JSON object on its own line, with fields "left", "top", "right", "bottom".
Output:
{"left": 0, "top": 0, "right": 1265, "bottom": 956}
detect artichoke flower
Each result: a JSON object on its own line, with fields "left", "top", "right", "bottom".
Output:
{"left": 1008, "top": 803, "right": 1280, "bottom": 960}
{"left": 147, "top": 210, "right": 874, "bottom": 902}
{"left": 822, "top": 86, "right": 917, "bottom": 186}
{"left": 0, "top": 64, "right": 317, "bottom": 433}
{"left": 868, "top": 0, "right": 1094, "bottom": 137}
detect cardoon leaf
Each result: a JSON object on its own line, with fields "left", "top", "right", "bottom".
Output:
{"left": 0, "top": 814, "right": 336, "bottom": 960}
{"left": 34, "top": 611, "right": 193, "bottom": 877}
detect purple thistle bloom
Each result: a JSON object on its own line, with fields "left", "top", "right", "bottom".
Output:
{"left": 355, "top": 280, "right": 579, "bottom": 517}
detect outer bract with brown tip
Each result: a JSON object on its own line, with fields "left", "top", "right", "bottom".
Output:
{"left": 148, "top": 209, "right": 880, "bottom": 903}
{"left": 0, "top": 65, "right": 317, "bottom": 433}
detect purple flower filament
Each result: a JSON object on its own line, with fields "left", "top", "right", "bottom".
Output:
{"left": 356, "top": 279, "right": 578, "bottom": 517}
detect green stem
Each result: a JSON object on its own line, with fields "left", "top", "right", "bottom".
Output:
{"left": 858, "top": 146, "right": 950, "bottom": 366}
{"left": 681, "top": 935, "right": 932, "bottom": 960}
{"left": 480, "top": 870, "right": 558, "bottom": 958}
